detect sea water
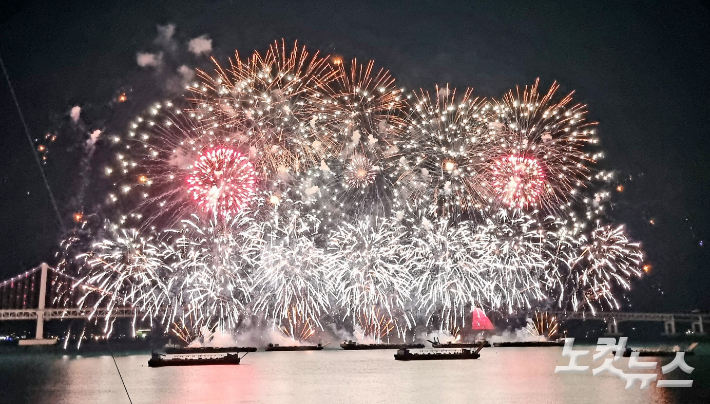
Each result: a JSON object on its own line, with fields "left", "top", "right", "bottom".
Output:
{"left": 0, "top": 346, "right": 708, "bottom": 403}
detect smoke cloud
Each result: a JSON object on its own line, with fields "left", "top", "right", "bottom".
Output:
{"left": 136, "top": 52, "right": 162, "bottom": 68}
{"left": 70, "top": 106, "right": 81, "bottom": 123}
{"left": 188, "top": 35, "right": 213, "bottom": 56}
{"left": 86, "top": 129, "right": 101, "bottom": 147}
{"left": 155, "top": 23, "right": 176, "bottom": 45}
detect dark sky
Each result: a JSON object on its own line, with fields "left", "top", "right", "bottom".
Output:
{"left": 0, "top": 0, "right": 708, "bottom": 311}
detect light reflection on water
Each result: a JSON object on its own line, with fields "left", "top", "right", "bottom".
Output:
{"left": 0, "top": 347, "right": 706, "bottom": 403}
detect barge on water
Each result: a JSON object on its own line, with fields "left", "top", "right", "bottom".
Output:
{"left": 618, "top": 343, "right": 698, "bottom": 357}
{"left": 428, "top": 337, "right": 490, "bottom": 348}
{"left": 395, "top": 346, "right": 484, "bottom": 361}
{"left": 265, "top": 343, "right": 324, "bottom": 351}
{"left": 340, "top": 340, "right": 425, "bottom": 350}
{"left": 148, "top": 346, "right": 256, "bottom": 367}
{"left": 492, "top": 340, "right": 564, "bottom": 347}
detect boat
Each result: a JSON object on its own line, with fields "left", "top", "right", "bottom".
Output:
{"left": 163, "top": 346, "right": 257, "bottom": 354}
{"left": 340, "top": 340, "right": 425, "bottom": 350}
{"left": 618, "top": 342, "right": 698, "bottom": 357}
{"left": 394, "top": 346, "right": 484, "bottom": 361}
{"left": 492, "top": 340, "right": 564, "bottom": 347}
{"left": 265, "top": 343, "right": 324, "bottom": 351}
{"left": 148, "top": 346, "right": 255, "bottom": 367}
{"left": 428, "top": 337, "right": 490, "bottom": 348}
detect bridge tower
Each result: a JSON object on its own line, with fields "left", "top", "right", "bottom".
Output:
{"left": 18, "top": 263, "right": 57, "bottom": 345}
{"left": 662, "top": 316, "right": 677, "bottom": 336}
{"left": 691, "top": 316, "right": 706, "bottom": 335}
{"left": 605, "top": 320, "right": 621, "bottom": 336}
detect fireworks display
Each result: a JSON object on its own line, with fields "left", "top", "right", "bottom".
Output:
{"left": 395, "top": 86, "right": 492, "bottom": 218}
{"left": 526, "top": 311, "right": 559, "bottom": 339}
{"left": 328, "top": 219, "right": 414, "bottom": 339}
{"left": 342, "top": 154, "right": 378, "bottom": 189}
{"left": 192, "top": 40, "right": 338, "bottom": 177}
{"left": 412, "top": 218, "right": 484, "bottom": 333}
{"left": 65, "top": 41, "right": 646, "bottom": 341}
{"left": 248, "top": 213, "right": 331, "bottom": 334}
{"left": 491, "top": 155, "right": 545, "bottom": 209}
{"left": 186, "top": 147, "right": 256, "bottom": 217}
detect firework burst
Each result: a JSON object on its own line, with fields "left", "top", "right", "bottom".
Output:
{"left": 186, "top": 147, "right": 256, "bottom": 217}
{"left": 487, "top": 79, "right": 599, "bottom": 211}
{"left": 343, "top": 154, "right": 378, "bottom": 189}
{"left": 328, "top": 219, "right": 414, "bottom": 339}
{"left": 193, "top": 40, "right": 339, "bottom": 176}
{"left": 279, "top": 306, "right": 317, "bottom": 341}
{"left": 556, "top": 223, "right": 644, "bottom": 312}
{"left": 526, "top": 311, "right": 559, "bottom": 339}
{"left": 395, "top": 86, "right": 493, "bottom": 218}
{"left": 334, "top": 153, "right": 394, "bottom": 218}
{"left": 108, "top": 101, "right": 258, "bottom": 227}
{"left": 411, "top": 217, "right": 486, "bottom": 332}
{"left": 247, "top": 213, "right": 331, "bottom": 337}
{"left": 159, "top": 212, "right": 260, "bottom": 331}
{"left": 319, "top": 59, "right": 409, "bottom": 153}
{"left": 355, "top": 308, "right": 396, "bottom": 341}
{"left": 76, "top": 227, "right": 166, "bottom": 319}
{"left": 308, "top": 59, "right": 409, "bottom": 219}
{"left": 490, "top": 155, "right": 546, "bottom": 209}
{"left": 472, "top": 209, "right": 558, "bottom": 313}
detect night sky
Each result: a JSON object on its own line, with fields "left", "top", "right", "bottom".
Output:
{"left": 0, "top": 0, "right": 708, "bottom": 311}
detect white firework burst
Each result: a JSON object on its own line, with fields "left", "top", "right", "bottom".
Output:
{"left": 410, "top": 217, "right": 486, "bottom": 332}
{"left": 558, "top": 223, "right": 644, "bottom": 312}
{"left": 328, "top": 218, "right": 414, "bottom": 339}
{"left": 247, "top": 213, "right": 331, "bottom": 338}
{"left": 393, "top": 85, "right": 494, "bottom": 219}
{"left": 159, "top": 212, "right": 260, "bottom": 332}
{"left": 472, "top": 210, "right": 557, "bottom": 313}
{"left": 76, "top": 227, "right": 166, "bottom": 323}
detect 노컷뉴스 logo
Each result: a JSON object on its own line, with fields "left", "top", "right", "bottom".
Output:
{"left": 555, "top": 338, "right": 694, "bottom": 389}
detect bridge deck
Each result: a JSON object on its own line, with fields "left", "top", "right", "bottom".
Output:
{"left": 0, "top": 307, "right": 136, "bottom": 320}
{"left": 541, "top": 310, "right": 708, "bottom": 322}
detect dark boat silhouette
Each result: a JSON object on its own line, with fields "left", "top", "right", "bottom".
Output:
{"left": 265, "top": 343, "right": 324, "bottom": 351}
{"left": 340, "top": 340, "right": 424, "bottom": 350}
{"left": 395, "top": 343, "right": 485, "bottom": 361}
{"left": 163, "top": 346, "right": 257, "bottom": 354}
{"left": 428, "top": 337, "right": 491, "bottom": 348}
{"left": 149, "top": 346, "right": 255, "bottom": 367}
{"left": 492, "top": 340, "right": 564, "bottom": 347}
{"left": 617, "top": 342, "right": 698, "bottom": 357}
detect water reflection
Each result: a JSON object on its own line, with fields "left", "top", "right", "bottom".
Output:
{"left": 0, "top": 347, "right": 705, "bottom": 403}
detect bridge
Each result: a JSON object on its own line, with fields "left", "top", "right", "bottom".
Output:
{"left": 2, "top": 265, "right": 707, "bottom": 344}
{"left": 0, "top": 263, "right": 136, "bottom": 345}
{"left": 542, "top": 310, "right": 708, "bottom": 336}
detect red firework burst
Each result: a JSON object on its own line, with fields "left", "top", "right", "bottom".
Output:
{"left": 187, "top": 147, "right": 256, "bottom": 217}
{"left": 491, "top": 155, "right": 545, "bottom": 208}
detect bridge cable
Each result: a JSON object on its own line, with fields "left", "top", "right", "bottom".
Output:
{"left": 0, "top": 52, "right": 66, "bottom": 232}
{"left": 107, "top": 340, "right": 134, "bottom": 404}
